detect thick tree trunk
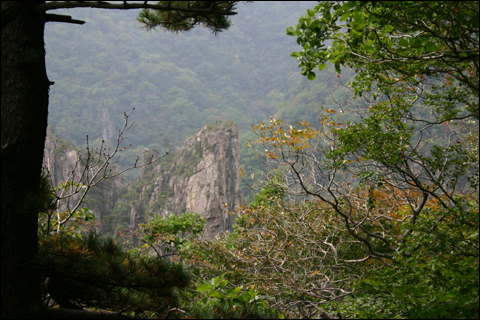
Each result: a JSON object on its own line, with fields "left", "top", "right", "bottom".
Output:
{"left": 1, "top": 2, "right": 50, "bottom": 318}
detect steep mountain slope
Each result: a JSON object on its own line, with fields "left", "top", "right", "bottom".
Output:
{"left": 110, "top": 121, "right": 243, "bottom": 238}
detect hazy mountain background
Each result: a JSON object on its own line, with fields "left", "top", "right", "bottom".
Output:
{"left": 44, "top": 1, "right": 351, "bottom": 197}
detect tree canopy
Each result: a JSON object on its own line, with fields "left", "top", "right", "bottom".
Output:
{"left": 288, "top": 1, "right": 478, "bottom": 119}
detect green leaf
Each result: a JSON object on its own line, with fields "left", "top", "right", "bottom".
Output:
{"left": 290, "top": 52, "right": 300, "bottom": 58}
{"left": 424, "top": 41, "right": 437, "bottom": 52}
{"left": 218, "top": 279, "right": 228, "bottom": 289}
{"left": 232, "top": 286, "right": 242, "bottom": 294}
{"left": 351, "top": 11, "right": 365, "bottom": 31}
{"left": 307, "top": 71, "right": 316, "bottom": 80}
{"left": 335, "top": 62, "right": 341, "bottom": 74}
{"left": 318, "top": 63, "right": 327, "bottom": 70}
{"left": 199, "top": 297, "right": 209, "bottom": 306}
{"left": 351, "top": 21, "right": 365, "bottom": 31}
{"left": 213, "top": 275, "right": 224, "bottom": 286}
{"left": 197, "top": 283, "right": 214, "bottom": 292}
{"left": 363, "top": 45, "right": 374, "bottom": 54}
{"left": 340, "top": 12, "right": 351, "bottom": 22}
{"left": 286, "top": 26, "right": 296, "bottom": 36}
{"left": 382, "top": 25, "right": 395, "bottom": 33}
{"left": 399, "top": 38, "right": 408, "bottom": 47}
{"left": 209, "top": 290, "right": 224, "bottom": 299}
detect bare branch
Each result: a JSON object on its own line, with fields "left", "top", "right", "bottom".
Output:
{"left": 41, "top": 109, "right": 164, "bottom": 234}
{"left": 165, "top": 307, "right": 193, "bottom": 319}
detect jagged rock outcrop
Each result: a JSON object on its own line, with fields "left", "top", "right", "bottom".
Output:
{"left": 43, "top": 126, "right": 125, "bottom": 225}
{"left": 131, "top": 121, "right": 244, "bottom": 238}
{"left": 101, "top": 107, "right": 115, "bottom": 141}
{"left": 43, "top": 121, "right": 244, "bottom": 239}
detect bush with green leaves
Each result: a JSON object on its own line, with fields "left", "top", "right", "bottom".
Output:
{"left": 141, "top": 211, "right": 206, "bottom": 248}
{"left": 187, "top": 274, "right": 282, "bottom": 319}
{"left": 328, "top": 198, "right": 479, "bottom": 319}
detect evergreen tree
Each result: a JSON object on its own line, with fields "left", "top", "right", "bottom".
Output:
{"left": 39, "top": 232, "right": 191, "bottom": 316}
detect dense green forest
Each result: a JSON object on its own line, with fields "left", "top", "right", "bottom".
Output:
{"left": 31, "top": 1, "right": 478, "bottom": 319}
{"left": 45, "top": 1, "right": 351, "bottom": 194}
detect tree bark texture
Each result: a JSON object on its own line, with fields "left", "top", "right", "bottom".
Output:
{"left": 1, "top": 2, "right": 50, "bottom": 318}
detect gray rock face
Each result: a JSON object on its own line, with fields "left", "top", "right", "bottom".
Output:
{"left": 132, "top": 122, "right": 243, "bottom": 239}
{"left": 42, "top": 122, "right": 243, "bottom": 239}
{"left": 101, "top": 108, "right": 115, "bottom": 141}
{"left": 43, "top": 127, "right": 83, "bottom": 215}
{"left": 43, "top": 126, "right": 125, "bottom": 224}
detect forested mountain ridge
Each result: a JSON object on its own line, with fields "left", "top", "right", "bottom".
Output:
{"left": 44, "top": 1, "right": 347, "bottom": 191}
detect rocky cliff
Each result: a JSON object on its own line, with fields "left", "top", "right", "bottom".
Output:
{"left": 129, "top": 121, "right": 244, "bottom": 238}
{"left": 43, "top": 126, "right": 125, "bottom": 224}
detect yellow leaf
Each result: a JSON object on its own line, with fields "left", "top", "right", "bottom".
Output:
{"left": 326, "top": 109, "right": 336, "bottom": 113}
{"left": 251, "top": 284, "right": 255, "bottom": 289}
{"left": 313, "top": 107, "right": 317, "bottom": 111}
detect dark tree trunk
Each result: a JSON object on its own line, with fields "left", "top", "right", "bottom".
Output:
{"left": 1, "top": 2, "right": 50, "bottom": 318}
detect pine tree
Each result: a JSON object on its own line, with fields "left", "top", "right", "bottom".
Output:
{"left": 38, "top": 231, "right": 191, "bottom": 316}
